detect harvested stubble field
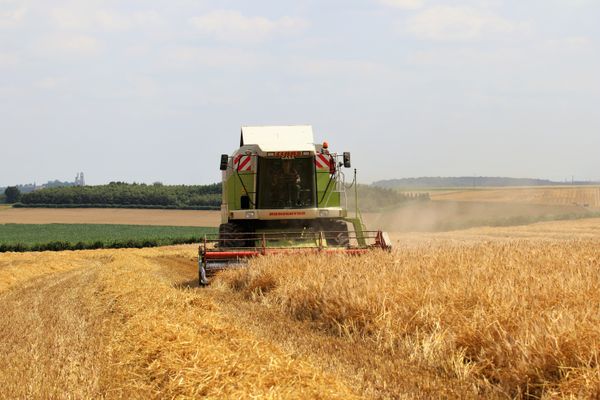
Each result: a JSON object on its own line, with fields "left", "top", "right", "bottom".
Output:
{"left": 1, "top": 218, "right": 600, "bottom": 399}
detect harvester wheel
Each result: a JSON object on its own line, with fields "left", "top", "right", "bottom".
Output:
{"left": 322, "top": 220, "right": 350, "bottom": 247}
{"left": 218, "top": 223, "right": 249, "bottom": 248}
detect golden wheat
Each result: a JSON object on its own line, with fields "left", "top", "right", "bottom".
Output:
{"left": 1, "top": 218, "right": 599, "bottom": 398}
{"left": 0, "top": 251, "right": 103, "bottom": 292}
{"left": 0, "top": 247, "right": 359, "bottom": 399}
{"left": 218, "top": 236, "right": 600, "bottom": 398}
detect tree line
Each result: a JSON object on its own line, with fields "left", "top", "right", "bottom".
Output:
{"left": 5, "top": 182, "right": 427, "bottom": 211}
{"left": 14, "top": 182, "right": 221, "bottom": 209}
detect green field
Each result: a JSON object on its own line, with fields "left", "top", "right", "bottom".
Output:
{"left": 0, "top": 224, "right": 217, "bottom": 252}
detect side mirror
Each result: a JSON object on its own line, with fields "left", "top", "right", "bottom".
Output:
{"left": 219, "top": 154, "right": 229, "bottom": 171}
{"left": 343, "top": 152, "right": 351, "bottom": 168}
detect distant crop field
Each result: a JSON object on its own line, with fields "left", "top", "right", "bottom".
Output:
{"left": 431, "top": 186, "right": 600, "bottom": 208}
{"left": 388, "top": 216, "right": 600, "bottom": 244}
{"left": 362, "top": 200, "right": 600, "bottom": 233}
{"left": 0, "top": 224, "right": 217, "bottom": 252}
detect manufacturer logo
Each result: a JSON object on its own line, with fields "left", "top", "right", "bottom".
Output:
{"left": 268, "top": 211, "right": 306, "bottom": 216}
{"left": 274, "top": 151, "right": 301, "bottom": 159}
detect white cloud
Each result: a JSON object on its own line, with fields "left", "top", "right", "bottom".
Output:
{"left": 295, "top": 58, "right": 389, "bottom": 78}
{"left": 0, "top": 52, "right": 19, "bottom": 67}
{"left": 96, "top": 10, "right": 133, "bottom": 31}
{"left": 164, "top": 46, "right": 265, "bottom": 69}
{"left": 35, "top": 77, "right": 67, "bottom": 90}
{"left": 406, "top": 6, "right": 526, "bottom": 41}
{"left": 0, "top": 6, "right": 26, "bottom": 28}
{"left": 121, "top": 76, "right": 159, "bottom": 98}
{"left": 96, "top": 10, "right": 163, "bottom": 31}
{"left": 38, "top": 34, "right": 103, "bottom": 57}
{"left": 50, "top": 8, "right": 93, "bottom": 30}
{"left": 378, "top": 0, "right": 424, "bottom": 10}
{"left": 407, "top": 46, "right": 513, "bottom": 68}
{"left": 545, "top": 36, "right": 593, "bottom": 51}
{"left": 50, "top": 7, "right": 163, "bottom": 32}
{"left": 190, "top": 10, "right": 308, "bottom": 42}
{"left": 551, "top": 0, "right": 595, "bottom": 6}
{"left": 131, "top": 10, "right": 163, "bottom": 27}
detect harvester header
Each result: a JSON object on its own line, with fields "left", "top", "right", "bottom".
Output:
{"left": 199, "top": 125, "right": 391, "bottom": 285}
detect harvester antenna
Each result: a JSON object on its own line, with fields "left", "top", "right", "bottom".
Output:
{"left": 354, "top": 168, "right": 359, "bottom": 219}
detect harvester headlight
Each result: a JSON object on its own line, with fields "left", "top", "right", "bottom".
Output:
{"left": 319, "top": 209, "right": 329, "bottom": 217}
{"left": 245, "top": 211, "right": 256, "bottom": 219}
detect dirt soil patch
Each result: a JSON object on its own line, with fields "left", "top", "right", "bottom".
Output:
{"left": 0, "top": 208, "right": 220, "bottom": 227}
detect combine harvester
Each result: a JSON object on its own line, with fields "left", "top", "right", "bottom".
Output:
{"left": 199, "top": 125, "right": 391, "bottom": 285}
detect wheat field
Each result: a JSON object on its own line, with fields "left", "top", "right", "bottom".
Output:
{"left": 431, "top": 186, "right": 600, "bottom": 208}
{"left": 1, "top": 218, "right": 600, "bottom": 398}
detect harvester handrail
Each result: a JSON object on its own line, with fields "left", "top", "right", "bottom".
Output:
{"left": 203, "top": 230, "right": 384, "bottom": 237}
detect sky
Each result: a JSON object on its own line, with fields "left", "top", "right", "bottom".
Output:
{"left": 1, "top": 0, "right": 599, "bottom": 186}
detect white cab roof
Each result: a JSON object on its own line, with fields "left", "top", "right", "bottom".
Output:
{"left": 240, "top": 125, "right": 315, "bottom": 153}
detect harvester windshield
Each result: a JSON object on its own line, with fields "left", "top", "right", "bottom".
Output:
{"left": 257, "top": 157, "right": 316, "bottom": 209}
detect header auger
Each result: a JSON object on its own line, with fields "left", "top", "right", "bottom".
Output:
{"left": 199, "top": 125, "right": 391, "bottom": 285}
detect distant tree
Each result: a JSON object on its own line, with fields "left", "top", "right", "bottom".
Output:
{"left": 4, "top": 186, "right": 21, "bottom": 203}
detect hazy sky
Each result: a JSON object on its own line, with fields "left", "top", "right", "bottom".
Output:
{"left": 1, "top": 0, "right": 599, "bottom": 186}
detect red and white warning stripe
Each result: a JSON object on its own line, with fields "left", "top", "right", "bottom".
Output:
{"left": 234, "top": 154, "right": 253, "bottom": 172}
{"left": 314, "top": 153, "right": 331, "bottom": 171}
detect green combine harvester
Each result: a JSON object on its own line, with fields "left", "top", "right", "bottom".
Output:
{"left": 199, "top": 125, "right": 391, "bottom": 285}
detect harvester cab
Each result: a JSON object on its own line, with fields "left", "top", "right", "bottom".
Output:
{"left": 199, "top": 125, "right": 391, "bottom": 285}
